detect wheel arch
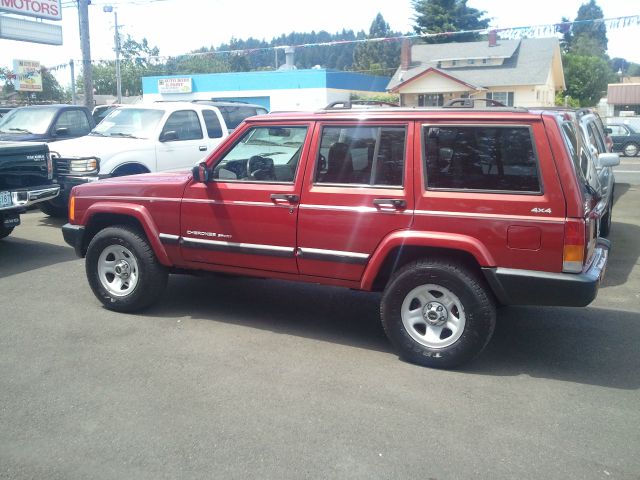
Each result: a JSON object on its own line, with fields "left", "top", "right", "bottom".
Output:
{"left": 361, "top": 231, "right": 495, "bottom": 292}
{"left": 80, "top": 203, "right": 172, "bottom": 266}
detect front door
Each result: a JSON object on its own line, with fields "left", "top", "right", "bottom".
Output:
{"left": 156, "top": 109, "right": 211, "bottom": 171}
{"left": 297, "top": 122, "right": 414, "bottom": 281}
{"left": 180, "top": 123, "right": 312, "bottom": 274}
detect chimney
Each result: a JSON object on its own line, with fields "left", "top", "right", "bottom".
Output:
{"left": 401, "top": 39, "right": 412, "bottom": 70}
{"left": 278, "top": 46, "right": 297, "bottom": 71}
{"left": 488, "top": 30, "right": 498, "bottom": 47}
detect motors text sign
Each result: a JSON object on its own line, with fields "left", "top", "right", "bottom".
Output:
{"left": 0, "top": 0, "right": 62, "bottom": 21}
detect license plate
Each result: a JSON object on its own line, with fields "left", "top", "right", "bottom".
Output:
{"left": 0, "top": 191, "right": 12, "bottom": 208}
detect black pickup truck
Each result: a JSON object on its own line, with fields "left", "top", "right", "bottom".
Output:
{"left": 0, "top": 142, "right": 60, "bottom": 239}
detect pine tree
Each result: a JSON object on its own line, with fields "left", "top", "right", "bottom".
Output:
{"left": 352, "top": 14, "right": 401, "bottom": 75}
{"left": 411, "top": 0, "right": 489, "bottom": 43}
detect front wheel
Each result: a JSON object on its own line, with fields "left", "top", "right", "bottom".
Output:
{"left": 0, "top": 226, "right": 14, "bottom": 240}
{"left": 623, "top": 142, "right": 639, "bottom": 157}
{"left": 86, "top": 225, "right": 168, "bottom": 312}
{"left": 381, "top": 259, "right": 496, "bottom": 369}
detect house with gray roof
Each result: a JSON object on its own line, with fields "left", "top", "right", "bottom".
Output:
{"left": 387, "top": 35, "right": 565, "bottom": 108}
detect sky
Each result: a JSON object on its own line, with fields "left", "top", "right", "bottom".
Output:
{"left": 1, "top": 0, "right": 639, "bottom": 86}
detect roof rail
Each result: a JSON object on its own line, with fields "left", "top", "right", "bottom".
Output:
{"left": 323, "top": 100, "right": 399, "bottom": 110}
{"left": 443, "top": 98, "right": 507, "bottom": 108}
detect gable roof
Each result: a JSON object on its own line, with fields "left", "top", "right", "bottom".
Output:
{"left": 388, "top": 37, "right": 561, "bottom": 92}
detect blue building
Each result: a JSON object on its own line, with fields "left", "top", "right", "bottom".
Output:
{"left": 142, "top": 69, "right": 390, "bottom": 111}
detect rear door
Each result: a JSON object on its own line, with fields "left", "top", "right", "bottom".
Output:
{"left": 297, "top": 121, "right": 414, "bottom": 281}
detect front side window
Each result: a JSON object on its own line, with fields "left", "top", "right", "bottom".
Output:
{"left": 161, "top": 110, "right": 203, "bottom": 141}
{"left": 424, "top": 125, "right": 540, "bottom": 193}
{"left": 212, "top": 126, "right": 307, "bottom": 183}
{"left": 609, "top": 125, "right": 628, "bottom": 136}
{"left": 55, "top": 110, "right": 91, "bottom": 136}
{"left": 314, "top": 126, "right": 406, "bottom": 187}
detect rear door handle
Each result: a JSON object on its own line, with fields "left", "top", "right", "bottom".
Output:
{"left": 270, "top": 193, "right": 299, "bottom": 204}
{"left": 373, "top": 198, "right": 407, "bottom": 210}
{"left": 199, "top": 146, "right": 208, "bottom": 151}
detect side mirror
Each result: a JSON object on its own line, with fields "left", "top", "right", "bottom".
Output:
{"left": 160, "top": 130, "right": 178, "bottom": 142}
{"left": 55, "top": 127, "right": 70, "bottom": 136}
{"left": 598, "top": 152, "right": 620, "bottom": 167}
{"left": 192, "top": 162, "right": 211, "bottom": 183}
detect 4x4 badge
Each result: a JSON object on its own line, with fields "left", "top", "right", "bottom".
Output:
{"left": 530, "top": 207, "right": 552, "bottom": 214}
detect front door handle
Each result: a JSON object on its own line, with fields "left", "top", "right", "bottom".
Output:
{"left": 270, "top": 193, "right": 299, "bottom": 204}
{"left": 199, "top": 146, "right": 208, "bottom": 151}
{"left": 373, "top": 198, "right": 407, "bottom": 210}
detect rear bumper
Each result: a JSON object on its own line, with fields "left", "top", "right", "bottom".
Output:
{"left": 483, "top": 238, "right": 610, "bottom": 307}
{"left": 0, "top": 185, "right": 60, "bottom": 211}
{"left": 62, "top": 223, "right": 85, "bottom": 257}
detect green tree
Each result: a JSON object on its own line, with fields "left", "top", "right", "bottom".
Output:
{"left": 352, "top": 14, "right": 401, "bottom": 75}
{"left": 563, "top": 53, "right": 614, "bottom": 106}
{"left": 569, "top": 0, "right": 608, "bottom": 56}
{"left": 411, "top": 0, "right": 489, "bottom": 43}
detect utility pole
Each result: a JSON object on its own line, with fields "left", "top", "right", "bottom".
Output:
{"left": 104, "top": 5, "right": 122, "bottom": 103}
{"left": 78, "top": 0, "right": 94, "bottom": 109}
{"left": 70, "top": 59, "right": 77, "bottom": 105}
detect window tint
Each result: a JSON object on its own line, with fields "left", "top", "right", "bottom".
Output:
{"left": 314, "top": 126, "right": 406, "bottom": 186}
{"left": 55, "top": 110, "right": 91, "bottom": 136}
{"left": 212, "top": 126, "right": 307, "bottom": 183}
{"left": 218, "top": 106, "right": 268, "bottom": 130}
{"left": 161, "top": 110, "right": 203, "bottom": 141}
{"left": 202, "top": 110, "right": 223, "bottom": 138}
{"left": 424, "top": 125, "right": 540, "bottom": 192}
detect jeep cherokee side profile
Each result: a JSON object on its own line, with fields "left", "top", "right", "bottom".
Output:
{"left": 62, "top": 107, "right": 609, "bottom": 368}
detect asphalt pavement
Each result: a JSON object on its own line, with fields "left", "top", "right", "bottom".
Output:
{"left": 1, "top": 186, "right": 639, "bottom": 480}
{"left": 614, "top": 155, "right": 640, "bottom": 185}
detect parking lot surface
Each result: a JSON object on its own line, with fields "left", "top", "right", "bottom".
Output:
{"left": 1, "top": 185, "right": 639, "bottom": 480}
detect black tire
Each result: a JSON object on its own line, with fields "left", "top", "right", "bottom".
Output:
{"left": 85, "top": 225, "right": 168, "bottom": 312}
{"left": 0, "top": 226, "right": 14, "bottom": 240}
{"left": 38, "top": 200, "right": 68, "bottom": 218}
{"left": 380, "top": 258, "right": 496, "bottom": 369}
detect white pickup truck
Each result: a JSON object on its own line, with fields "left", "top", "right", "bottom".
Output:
{"left": 42, "top": 101, "right": 267, "bottom": 216}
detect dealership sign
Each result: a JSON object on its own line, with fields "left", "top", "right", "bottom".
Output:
{"left": 0, "top": 0, "right": 61, "bottom": 21}
{"left": 158, "top": 78, "right": 193, "bottom": 94}
{"left": 13, "top": 59, "right": 43, "bottom": 92}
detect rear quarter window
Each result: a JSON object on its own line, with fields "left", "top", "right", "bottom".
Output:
{"left": 423, "top": 125, "right": 541, "bottom": 193}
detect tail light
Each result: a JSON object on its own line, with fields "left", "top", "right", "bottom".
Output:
{"left": 563, "top": 218, "right": 585, "bottom": 273}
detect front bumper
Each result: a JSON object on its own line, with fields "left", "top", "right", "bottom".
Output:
{"left": 53, "top": 175, "right": 99, "bottom": 206}
{"left": 62, "top": 223, "right": 86, "bottom": 257}
{"left": 483, "top": 238, "right": 610, "bottom": 307}
{"left": 0, "top": 185, "right": 60, "bottom": 211}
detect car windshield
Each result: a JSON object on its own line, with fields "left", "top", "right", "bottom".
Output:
{"left": 218, "top": 106, "right": 268, "bottom": 130}
{"left": 92, "top": 108, "right": 165, "bottom": 139}
{"left": 0, "top": 107, "right": 58, "bottom": 135}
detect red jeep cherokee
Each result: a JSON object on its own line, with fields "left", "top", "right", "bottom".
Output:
{"left": 62, "top": 107, "right": 610, "bottom": 368}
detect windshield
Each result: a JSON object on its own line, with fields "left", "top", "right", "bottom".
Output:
{"left": 92, "top": 108, "right": 165, "bottom": 139}
{"left": 218, "top": 106, "right": 268, "bottom": 130}
{"left": 0, "top": 107, "right": 58, "bottom": 135}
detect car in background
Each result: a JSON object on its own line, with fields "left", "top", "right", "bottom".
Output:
{"left": 0, "top": 107, "right": 14, "bottom": 118}
{"left": 0, "top": 104, "right": 95, "bottom": 143}
{"left": 190, "top": 100, "right": 268, "bottom": 132}
{"left": 607, "top": 122, "right": 640, "bottom": 157}
{"left": 43, "top": 101, "right": 251, "bottom": 216}
{"left": 92, "top": 104, "right": 121, "bottom": 125}
{"left": 576, "top": 108, "right": 620, "bottom": 237}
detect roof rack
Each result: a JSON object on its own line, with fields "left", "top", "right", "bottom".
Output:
{"left": 443, "top": 98, "right": 507, "bottom": 108}
{"left": 323, "top": 100, "right": 399, "bottom": 110}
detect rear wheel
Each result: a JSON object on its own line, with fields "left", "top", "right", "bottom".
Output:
{"left": 381, "top": 258, "right": 496, "bottom": 369}
{"left": 623, "top": 142, "right": 639, "bottom": 157}
{"left": 0, "top": 226, "right": 14, "bottom": 240}
{"left": 86, "top": 225, "right": 168, "bottom": 312}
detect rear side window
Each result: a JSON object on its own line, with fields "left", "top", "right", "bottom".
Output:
{"left": 314, "top": 126, "right": 406, "bottom": 186}
{"left": 423, "top": 125, "right": 540, "bottom": 193}
{"left": 202, "top": 110, "right": 223, "bottom": 138}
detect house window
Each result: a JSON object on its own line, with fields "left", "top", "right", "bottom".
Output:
{"left": 418, "top": 94, "right": 444, "bottom": 107}
{"left": 452, "top": 60, "right": 458, "bottom": 66}
{"left": 467, "top": 59, "right": 475, "bottom": 65}
{"left": 486, "top": 91, "right": 515, "bottom": 107}
{"left": 482, "top": 59, "right": 488, "bottom": 64}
